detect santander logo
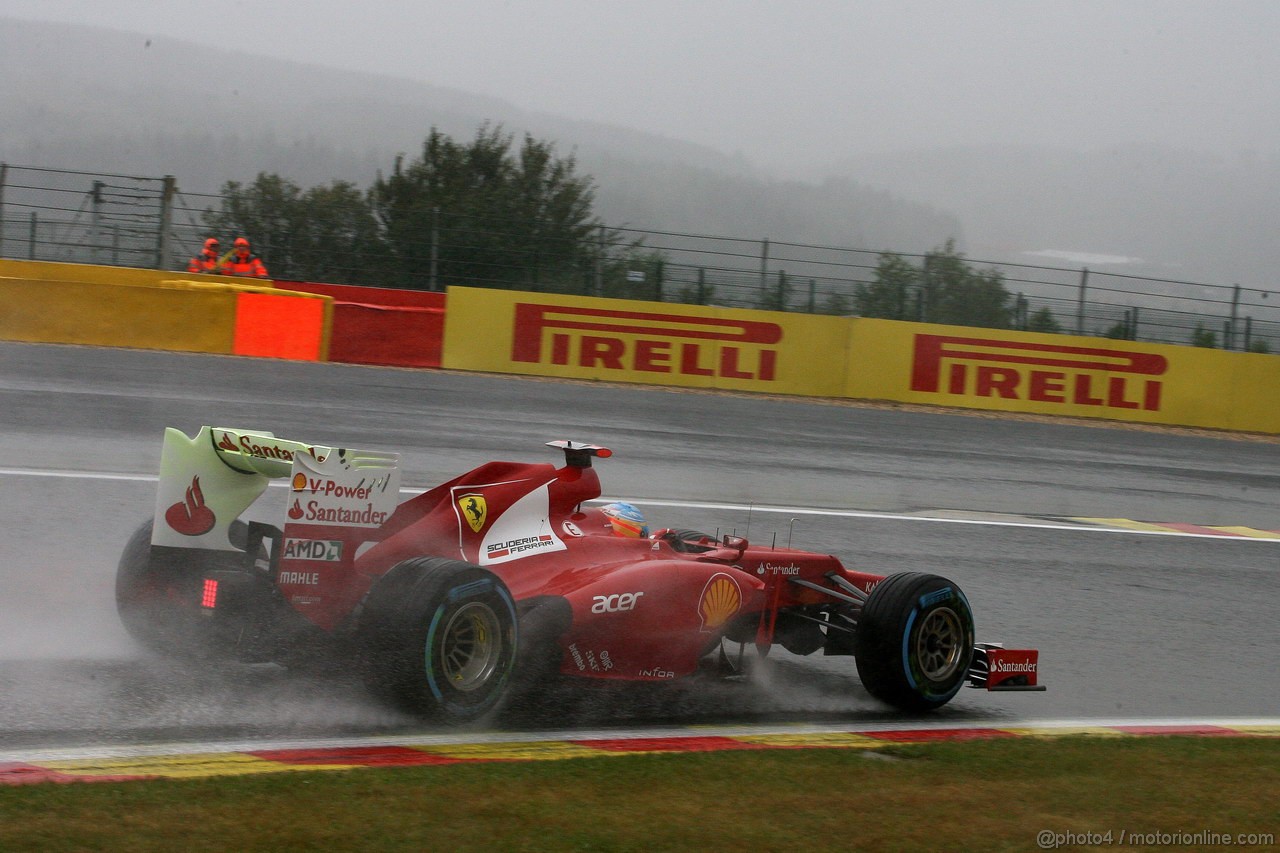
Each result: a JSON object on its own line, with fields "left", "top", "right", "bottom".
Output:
{"left": 165, "top": 475, "right": 216, "bottom": 536}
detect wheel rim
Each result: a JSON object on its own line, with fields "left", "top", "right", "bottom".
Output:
{"left": 913, "top": 606, "right": 965, "bottom": 681}
{"left": 438, "top": 601, "right": 503, "bottom": 692}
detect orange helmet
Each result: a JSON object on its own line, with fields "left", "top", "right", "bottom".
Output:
{"left": 203, "top": 237, "right": 219, "bottom": 249}
{"left": 234, "top": 237, "right": 250, "bottom": 248}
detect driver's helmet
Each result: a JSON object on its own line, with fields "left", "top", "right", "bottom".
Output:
{"left": 601, "top": 501, "right": 648, "bottom": 538}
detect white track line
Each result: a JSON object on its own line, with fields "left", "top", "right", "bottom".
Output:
{"left": 2, "top": 466, "right": 1273, "bottom": 542}
{"left": 611, "top": 498, "right": 1280, "bottom": 542}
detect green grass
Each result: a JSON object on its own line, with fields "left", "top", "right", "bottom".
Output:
{"left": 1, "top": 737, "right": 1277, "bottom": 852}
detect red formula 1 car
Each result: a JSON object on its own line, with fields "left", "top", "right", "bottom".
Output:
{"left": 118, "top": 427, "right": 1043, "bottom": 724}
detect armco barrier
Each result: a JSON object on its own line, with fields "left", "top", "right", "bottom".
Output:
{"left": 279, "top": 281, "right": 444, "bottom": 368}
{"left": 441, "top": 287, "right": 1280, "bottom": 434}
{"left": 0, "top": 260, "right": 332, "bottom": 361}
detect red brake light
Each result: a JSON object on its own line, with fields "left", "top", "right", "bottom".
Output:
{"left": 201, "top": 578, "right": 219, "bottom": 608}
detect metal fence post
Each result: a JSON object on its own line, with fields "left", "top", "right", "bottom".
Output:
{"left": 1229, "top": 284, "right": 1241, "bottom": 350}
{"left": 594, "top": 224, "right": 604, "bottom": 296}
{"left": 90, "top": 180, "right": 104, "bottom": 264}
{"left": 0, "top": 162, "right": 7, "bottom": 258}
{"left": 1076, "top": 267, "right": 1089, "bottom": 335}
{"left": 156, "top": 175, "right": 175, "bottom": 269}
{"left": 429, "top": 206, "right": 440, "bottom": 291}
{"left": 759, "top": 238, "right": 769, "bottom": 293}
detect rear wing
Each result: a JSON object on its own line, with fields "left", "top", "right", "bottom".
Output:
{"left": 151, "top": 426, "right": 399, "bottom": 551}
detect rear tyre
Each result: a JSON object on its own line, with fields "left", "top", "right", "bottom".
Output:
{"left": 360, "top": 557, "right": 517, "bottom": 725}
{"left": 853, "top": 572, "right": 974, "bottom": 711}
{"left": 115, "top": 519, "right": 239, "bottom": 660}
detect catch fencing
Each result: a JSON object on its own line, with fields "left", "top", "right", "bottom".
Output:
{"left": 2, "top": 162, "right": 1275, "bottom": 352}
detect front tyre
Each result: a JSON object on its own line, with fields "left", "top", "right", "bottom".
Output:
{"left": 853, "top": 572, "right": 975, "bottom": 711}
{"left": 361, "top": 557, "right": 517, "bottom": 725}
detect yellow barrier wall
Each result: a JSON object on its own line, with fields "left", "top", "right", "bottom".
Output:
{"left": 442, "top": 287, "right": 851, "bottom": 396}
{"left": 844, "top": 319, "right": 1280, "bottom": 433}
{"left": 0, "top": 276, "right": 237, "bottom": 352}
{"left": 441, "top": 289, "right": 1280, "bottom": 433}
{"left": 0, "top": 258, "right": 224, "bottom": 286}
{"left": 0, "top": 259, "right": 332, "bottom": 360}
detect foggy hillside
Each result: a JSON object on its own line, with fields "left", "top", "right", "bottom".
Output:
{"left": 0, "top": 18, "right": 959, "bottom": 254}
{"left": 8, "top": 17, "right": 1271, "bottom": 289}
{"left": 833, "top": 144, "right": 1280, "bottom": 288}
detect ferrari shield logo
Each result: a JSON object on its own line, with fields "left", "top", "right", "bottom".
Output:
{"left": 458, "top": 493, "right": 488, "bottom": 533}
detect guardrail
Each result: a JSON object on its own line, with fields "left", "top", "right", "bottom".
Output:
{"left": 3, "top": 162, "right": 1276, "bottom": 354}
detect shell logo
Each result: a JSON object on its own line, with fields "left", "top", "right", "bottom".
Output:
{"left": 698, "top": 574, "right": 742, "bottom": 632}
{"left": 291, "top": 473, "right": 307, "bottom": 491}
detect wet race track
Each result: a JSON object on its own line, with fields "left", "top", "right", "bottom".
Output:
{"left": 1, "top": 341, "right": 1277, "bottom": 751}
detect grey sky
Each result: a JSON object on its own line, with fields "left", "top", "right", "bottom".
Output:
{"left": 3, "top": 0, "right": 1279, "bottom": 176}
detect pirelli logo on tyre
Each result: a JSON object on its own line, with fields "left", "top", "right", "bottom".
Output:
{"left": 511, "top": 302, "right": 783, "bottom": 382}
{"left": 910, "top": 334, "right": 1168, "bottom": 412}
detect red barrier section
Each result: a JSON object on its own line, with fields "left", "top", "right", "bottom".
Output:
{"left": 279, "top": 281, "right": 445, "bottom": 368}
{"left": 232, "top": 291, "right": 329, "bottom": 361}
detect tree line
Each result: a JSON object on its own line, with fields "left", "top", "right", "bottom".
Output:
{"left": 203, "top": 124, "right": 1037, "bottom": 333}
{"left": 202, "top": 123, "right": 650, "bottom": 295}
{"left": 843, "top": 240, "right": 1048, "bottom": 331}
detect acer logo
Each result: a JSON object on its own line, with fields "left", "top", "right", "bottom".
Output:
{"left": 910, "top": 334, "right": 1167, "bottom": 411}
{"left": 591, "top": 591, "right": 644, "bottom": 614}
{"left": 511, "top": 303, "right": 782, "bottom": 381}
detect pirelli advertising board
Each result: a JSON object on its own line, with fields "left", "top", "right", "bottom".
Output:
{"left": 442, "top": 287, "right": 851, "bottom": 397}
{"left": 442, "top": 288, "right": 1280, "bottom": 433}
{"left": 846, "top": 319, "right": 1280, "bottom": 433}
